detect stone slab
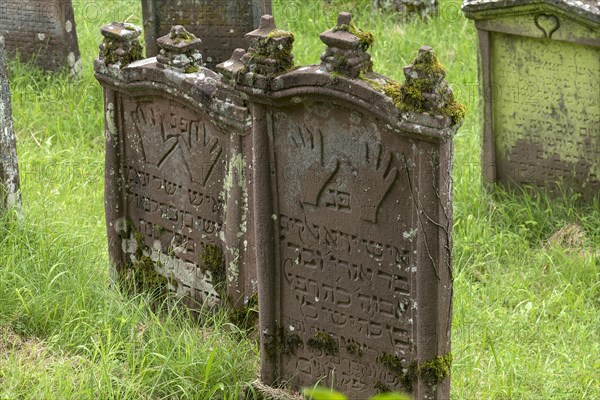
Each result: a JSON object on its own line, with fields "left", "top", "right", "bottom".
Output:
{"left": 0, "top": 35, "right": 21, "bottom": 212}
{"left": 142, "top": 0, "right": 272, "bottom": 69}
{"left": 463, "top": 0, "right": 600, "bottom": 199}
{"left": 0, "top": 0, "right": 81, "bottom": 74}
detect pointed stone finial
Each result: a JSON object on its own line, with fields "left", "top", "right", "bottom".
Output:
{"left": 156, "top": 25, "right": 203, "bottom": 73}
{"left": 386, "top": 46, "right": 465, "bottom": 126}
{"left": 240, "top": 15, "right": 294, "bottom": 76}
{"left": 216, "top": 48, "right": 247, "bottom": 80}
{"left": 99, "top": 22, "right": 143, "bottom": 67}
{"left": 319, "top": 12, "right": 374, "bottom": 78}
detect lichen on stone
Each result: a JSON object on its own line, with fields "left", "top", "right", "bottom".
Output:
{"left": 307, "top": 331, "right": 339, "bottom": 355}
{"left": 382, "top": 47, "right": 466, "bottom": 126}
{"left": 333, "top": 23, "right": 375, "bottom": 51}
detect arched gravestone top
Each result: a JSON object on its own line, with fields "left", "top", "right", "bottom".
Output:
{"left": 217, "top": 13, "right": 463, "bottom": 400}
{"left": 0, "top": 0, "right": 81, "bottom": 75}
{"left": 95, "top": 23, "right": 255, "bottom": 310}
{"left": 463, "top": 0, "right": 599, "bottom": 200}
{"left": 142, "top": 0, "right": 272, "bottom": 70}
{"left": 463, "top": 0, "right": 600, "bottom": 23}
{"left": 0, "top": 35, "right": 21, "bottom": 213}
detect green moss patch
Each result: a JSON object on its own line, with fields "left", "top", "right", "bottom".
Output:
{"left": 307, "top": 331, "right": 338, "bottom": 355}
{"left": 264, "top": 325, "right": 303, "bottom": 359}
{"left": 200, "top": 244, "right": 226, "bottom": 290}
{"left": 377, "top": 352, "right": 453, "bottom": 390}
{"left": 333, "top": 23, "right": 375, "bottom": 51}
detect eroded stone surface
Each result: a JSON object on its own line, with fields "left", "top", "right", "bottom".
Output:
{"left": 0, "top": 0, "right": 81, "bottom": 74}
{"left": 0, "top": 35, "right": 21, "bottom": 212}
{"left": 463, "top": 0, "right": 600, "bottom": 199}
{"left": 142, "top": 0, "right": 272, "bottom": 69}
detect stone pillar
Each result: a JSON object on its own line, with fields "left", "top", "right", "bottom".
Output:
{"left": 0, "top": 35, "right": 21, "bottom": 214}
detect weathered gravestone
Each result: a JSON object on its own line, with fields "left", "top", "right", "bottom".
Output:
{"left": 217, "top": 12, "right": 463, "bottom": 399}
{"left": 373, "top": 0, "right": 438, "bottom": 19}
{"left": 462, "top": 0, "right": 600, "bottom": 199}
{"left": 0, "top": 0, "right": 81, "bottom": 75}
{"left": 142, "top": 0, "right": 272, "bottom": 69}
{"left": 94, "top": 22, "right": 256, "bottom": 309}
{"left": 0, "top": 35, "right": 21, "bottom": 213}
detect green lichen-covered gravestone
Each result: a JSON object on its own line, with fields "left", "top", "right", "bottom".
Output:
{"left": 0, "top": 35, "right": 21, "bottom": 213}
{"left": 0, "top": 0, "right": 81, "bottom": 75}
{"left": 463, "top": 0, "right": 600, "bottom": 200}
{"left": 142, "top": 0, "right": 272, "bottom": 69}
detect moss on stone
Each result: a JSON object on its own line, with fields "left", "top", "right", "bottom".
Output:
{"left": 307, "top": 331, "right": 338, "bottom": 355}
{"left": 101, "top": 38, "right": 143, "bottom": 67}
{"left": 377, "top": 352, "right": 453, "bottom": 390}
{"left": 228, "top": 292, "right": 259, "bottom": 331}
{"left": 334, "top": 23, "right": 375, "bottom": 51}
{"left": 414, "top": 352, "right": 453, "bottom": 387}
{"left": 374, "top": 381, "right": 391, "bottom": 393}
{"left": 264, "top": 325, "right": 303, "bottom": 359}
{"left": 345, "top": 339, "right": 363, "bottom": 357}
{"left": 184, "top": 65, "right": 200, "bottom": 74}
{"left": 200, "top": 244, "right": 226, "bottom": 289}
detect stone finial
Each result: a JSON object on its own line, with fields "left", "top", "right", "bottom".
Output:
{"left": 216, "top": 48, "right": 247, "bottom": 80}
{"left": 240, "top": 15, "right": 294, "bottom": 76}
{"left": 319, "top": 12, "right": 374, "bottom": 78}
{"left": 99, "top": 22, "right": 143, "bottom": 67}
{"left": 385, "top": 46, "right": 465, "bottom": 125}
{"left": 156, "top": 25, "right": 203, "bottom": 73}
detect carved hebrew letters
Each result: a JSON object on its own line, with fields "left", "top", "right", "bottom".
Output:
{"left": 122, "top": 96, "right": 227, "bottom": 302}
{"left": 270, "top": 104, "right": 419, "bottom": 396}
{"left": 491, "top": 32, "right": 600, "bottom": 194}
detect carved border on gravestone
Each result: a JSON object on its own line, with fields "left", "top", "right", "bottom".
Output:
{"left": 237, "top": 13, "right": 461, "bottom": 400}
{"left": 142, "top": 0, "right": 273, "bottom": 69}
{"left": 0, "top": 0, "right": 81, "bottom": 75}
{"left": 94, "top": 24, "right": 255, "bottom": 309}
{"left": 462, "top": 1, "right": 600, "bottom": 200}
{"left": 0, "top": 35, "right": 21, "bottom": 213}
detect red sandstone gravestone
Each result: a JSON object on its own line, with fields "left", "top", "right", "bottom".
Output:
{"left": 142, "top": 0, "right": 272, "bottom": 69}
{"left": 216, "top": 13, "right": 462, "bottom": 400}
{"left": 95, "top": 22, "right": 255, "bottom": 309}
{"left": 0, "top": 0, "right": 81, "bottom": 75}
{"left": 0, "top": 35, "right": 21, "bottom": 213}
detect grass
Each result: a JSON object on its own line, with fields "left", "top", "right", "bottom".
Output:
{"left": 1, "top": 0, "right": 599, "bottom": 398}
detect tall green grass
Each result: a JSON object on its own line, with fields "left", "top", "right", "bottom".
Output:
{"left": 1, "top": 0, "right": 598, "bottom": 398}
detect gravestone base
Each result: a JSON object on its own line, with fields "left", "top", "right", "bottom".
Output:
{"left": 248, "top": 380, "right": 303, "bottom": 400}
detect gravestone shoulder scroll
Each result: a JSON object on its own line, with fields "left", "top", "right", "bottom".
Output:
{"left": 462, "top": 0, "right": 600, "bottom": 200}
{"left": 94, "top": 23, "right": 255, "bottom": 310}
{"left": 142, "top": 0, "right": 272, "bottom": 70}
{"left": 0, "top": 0, "right": 81, "bottom": 75}
{"left": 219, "top": 13, "right": 464, "bottom": 400}
{"left": 0, "top": 35, "right": 21, "bottom": 213}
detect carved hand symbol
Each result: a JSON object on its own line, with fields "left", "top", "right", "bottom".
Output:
{"left": 351, "top": 142, "right": 398, "bottom": 223}
{"left": 186, "top": 124, "right": 223, "bottom": 187}
{"left": 131, "top": 103, "right": 177, "bottom": 166}
{"left": 291, "top": 126, "right": 339, "bottom": 205}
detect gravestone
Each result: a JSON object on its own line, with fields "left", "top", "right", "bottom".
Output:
{"left": 373, "top": 0, "right": 438, "bottom": 19}
{"left": 94, "top": 22, "right": 255, "bottom": 309}
{"left": 217, "top": 13, "right": 462, "bottom": 400}
{"left": 0, "top": 35, "right": 21, "bottom": 212}
{"left": 462, "top": 0, "right": 600, "bottom": 199}
{"left": 0, "top": 0, "right": 81, "bottom": 75}
{"left": 142, "top": 0, "right": 272, "bottom": 69}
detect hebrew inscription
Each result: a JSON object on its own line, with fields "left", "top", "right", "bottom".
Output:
{"left": 268, "top": 104, "right": 421, "bottom": 396}
{"left": 121, "top": 96, "right": 227, "bottom": 304}
{"left": 491, "top": 32, "right": 600, "bottom": 194}
{"left": 0, "top": 0, "right": 80, "bottom": 74}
